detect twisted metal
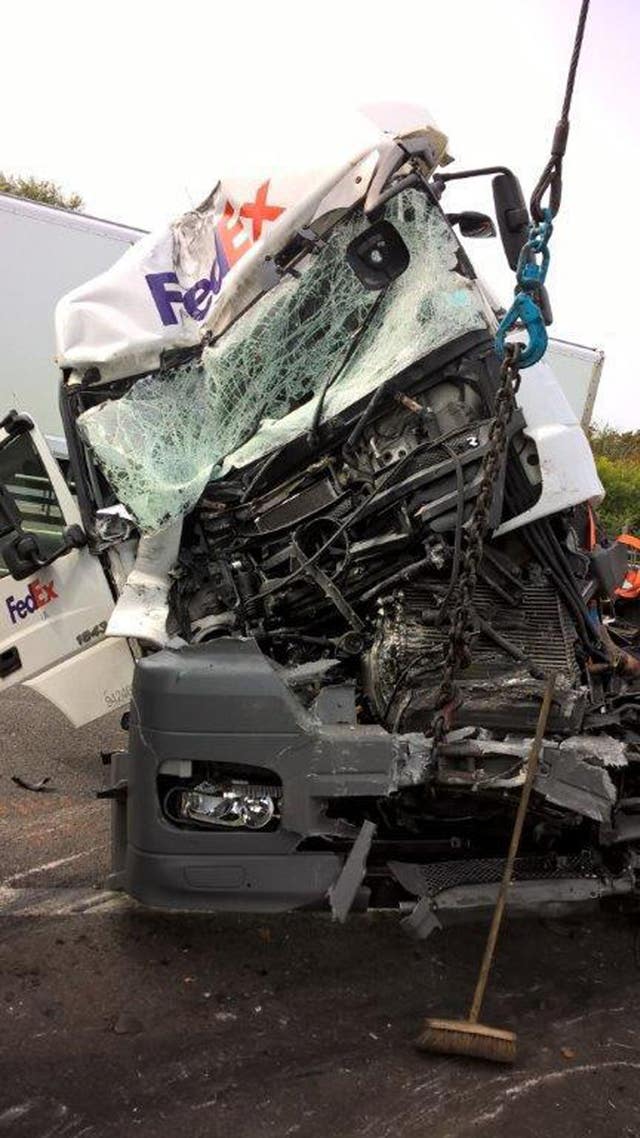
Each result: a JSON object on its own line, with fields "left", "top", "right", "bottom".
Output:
{"left": 432, "top": 342, "right": 522, "bottom": 733}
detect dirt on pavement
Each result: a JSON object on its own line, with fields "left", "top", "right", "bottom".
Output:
{"left": 2, "top": 687, "right": 640, "bottom": 1138}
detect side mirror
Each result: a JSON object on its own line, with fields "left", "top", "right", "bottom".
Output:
{"left": 447, "top": 211, "right": 496, "bottom": 239}
{"left": 346, "top": 220, "right": 410, "bottom": 291}
{"left": 0, "top": 420, "right": 87, "bottom": 580}
{"left": 492, "top": 172, "right": 530, "bottom": 270}
{"left": 2, "top": 524, "right": 86, "bottom": 581}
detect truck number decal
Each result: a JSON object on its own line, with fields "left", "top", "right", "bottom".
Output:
{"left": 76, "top": 620, "right": 107, "bottom": 647}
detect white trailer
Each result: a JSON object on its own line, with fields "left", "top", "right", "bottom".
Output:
{"left": 544, "top": 337, "right": 604, "bottom": 428}
{"left": 0, "top": 193, "right": 145, "bottom": 460}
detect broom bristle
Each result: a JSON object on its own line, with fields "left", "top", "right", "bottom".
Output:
{"left": 415, "top": 1018, "right": 517, "bottom": 1063}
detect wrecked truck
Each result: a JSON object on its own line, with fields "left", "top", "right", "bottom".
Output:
{"left": 0, "top": 105, "right": 638, "bottom": 929}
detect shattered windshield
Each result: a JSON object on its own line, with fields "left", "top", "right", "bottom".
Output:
{"left": 78, "top": 190, "right": 488, "bottom": 532}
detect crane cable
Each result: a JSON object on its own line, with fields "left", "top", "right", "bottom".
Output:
{"left": 530, "top": 0, "right": 591, "bottom": 222}
{"left": 496, "top": 0, "right": 592, "bottom": 367}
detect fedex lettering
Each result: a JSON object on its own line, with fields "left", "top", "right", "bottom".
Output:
{"left": 145, "top": 182, "right": 285, "bottom": 328}
{"left": 6, "top": 578, "right": 58, "bottom": 624}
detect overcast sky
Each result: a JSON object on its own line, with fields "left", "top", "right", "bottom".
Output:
{"left": 4, "top": 0, "right": 638, "bottom": 427}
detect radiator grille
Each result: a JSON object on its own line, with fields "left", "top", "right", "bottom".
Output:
{"left": 402, "top": 572, "right": 579, "bottom": 681}
{"left": 392, "top": 852, "right": 599, "bottom": 900}
{"left": 254, "top": 477, "right": 340, "bottom": 534}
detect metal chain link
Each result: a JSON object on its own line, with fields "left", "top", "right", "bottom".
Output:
{"left": 429, "top": 3, "right": 590, "bottom": 739}
{"left": 432, "top": 342, "right": 522, "bottom": 736}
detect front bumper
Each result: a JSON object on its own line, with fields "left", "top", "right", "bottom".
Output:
{"left": 104, "top": 639, "right": 637, "bottom": 921}
{"left": 108, "top": 638, "right": 426, "bottom": 912}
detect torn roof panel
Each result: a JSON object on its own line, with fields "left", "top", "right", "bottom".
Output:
{"left": 56, "top": 105, "right": 450, "bottom": 385}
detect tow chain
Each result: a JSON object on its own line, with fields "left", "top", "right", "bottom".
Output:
{"left": 432, "top": 342, "right": 522, "bottom": 739}
{"left": 495, "top": 210, "right": 553, "bottom": 368}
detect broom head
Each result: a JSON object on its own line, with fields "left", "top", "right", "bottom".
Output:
{"left": 415, "top": 1017, "right": 517, "bottom": 1063}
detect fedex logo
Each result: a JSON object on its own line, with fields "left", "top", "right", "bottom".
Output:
{"left": 146, "top": 182, "right": 284, "bottom": 328}
{"left": 6, "top": 578, "right": 58, "bottom": 624}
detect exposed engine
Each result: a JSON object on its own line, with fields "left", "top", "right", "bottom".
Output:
{"left": 154, "top": 329, "right": 640, "bottom": 920}
{"left": 169, "top": 333, "right": 633, "bottom": 728}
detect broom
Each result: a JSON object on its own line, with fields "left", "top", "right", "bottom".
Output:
{"left": 415, "top": 674, "right": 557, "bottom": 1063}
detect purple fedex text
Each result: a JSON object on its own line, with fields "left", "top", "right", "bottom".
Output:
{"left": 6, "top": 578, "right": 58, "bottom": 624}
{"left": 145, "top": 269, "right": 222, "bottom": 326}
{"left": 144, "top": 194, "right": 262, "bottom": 326}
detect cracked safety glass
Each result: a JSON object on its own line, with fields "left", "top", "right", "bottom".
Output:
{"left": 78, "top": 190, "right": 488, "bottom": 532}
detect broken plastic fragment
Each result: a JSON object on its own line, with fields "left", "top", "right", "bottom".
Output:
{"left": 11, "top": 775, "right": 56, "bottom": 793}
{"left": 106, "top": 519, "right": 182, "bottom": 646}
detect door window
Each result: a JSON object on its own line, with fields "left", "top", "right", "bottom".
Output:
{"left": 0, "top": 432, "right": 66, "bottom": 577}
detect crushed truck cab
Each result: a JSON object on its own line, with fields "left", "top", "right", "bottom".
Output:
{"left": 2, "top": 104, "right": 638, "bottom": 927}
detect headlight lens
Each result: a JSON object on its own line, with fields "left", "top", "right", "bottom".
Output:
{"left": 179, "top": 781, "right": 279, "bottom": 830}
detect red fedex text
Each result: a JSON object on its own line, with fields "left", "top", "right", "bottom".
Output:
{"left": 145, "top": 181, "right": 284, "bottom": 327}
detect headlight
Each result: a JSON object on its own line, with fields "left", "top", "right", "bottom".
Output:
{"left": 178, "top": 780, "right": 279, "bottom": 830}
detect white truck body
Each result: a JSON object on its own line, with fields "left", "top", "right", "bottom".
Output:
{"left": 0, "top": 193, "right": 144, "bottom": 459}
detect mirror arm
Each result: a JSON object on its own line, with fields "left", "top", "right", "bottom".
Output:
{"left": 432, "top": 166, "right": 529, "bottom": 271}
{"left": 431, "top": 164, "right": 515, "bottom": 194}
{"left": 39, "top": 524, "right": 88, "bottom": 567}
{"left": 2, "top": 525, "right": 87, "bottom": 581}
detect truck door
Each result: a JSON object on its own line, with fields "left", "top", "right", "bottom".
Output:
{"left": 0, "top": 415, "right": 134, "bottom": 726}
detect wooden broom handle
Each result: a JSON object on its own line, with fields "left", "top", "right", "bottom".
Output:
{"left": 469, "top": 675, "right": 557, "bottom": 1023}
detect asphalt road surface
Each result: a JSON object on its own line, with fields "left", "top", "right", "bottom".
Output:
{"left": 2, "top": 686, "right": 640, "bottom": 1138}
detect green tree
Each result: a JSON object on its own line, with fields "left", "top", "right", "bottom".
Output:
{"left": 0, "top": 171, "right": 83, "bottom": 211}
{"left": 588, "top": 426, "right": 640, "bottom": 536}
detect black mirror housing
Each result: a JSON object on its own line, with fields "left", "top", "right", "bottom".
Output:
{"left": 492, "top": 172, "right": 530, "bottom": 270}
{"left": 1, "top": 524, "right": 86, "bottom": 581}
{"left": 2, "top": 533, "right": 43, "bottom": 580}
